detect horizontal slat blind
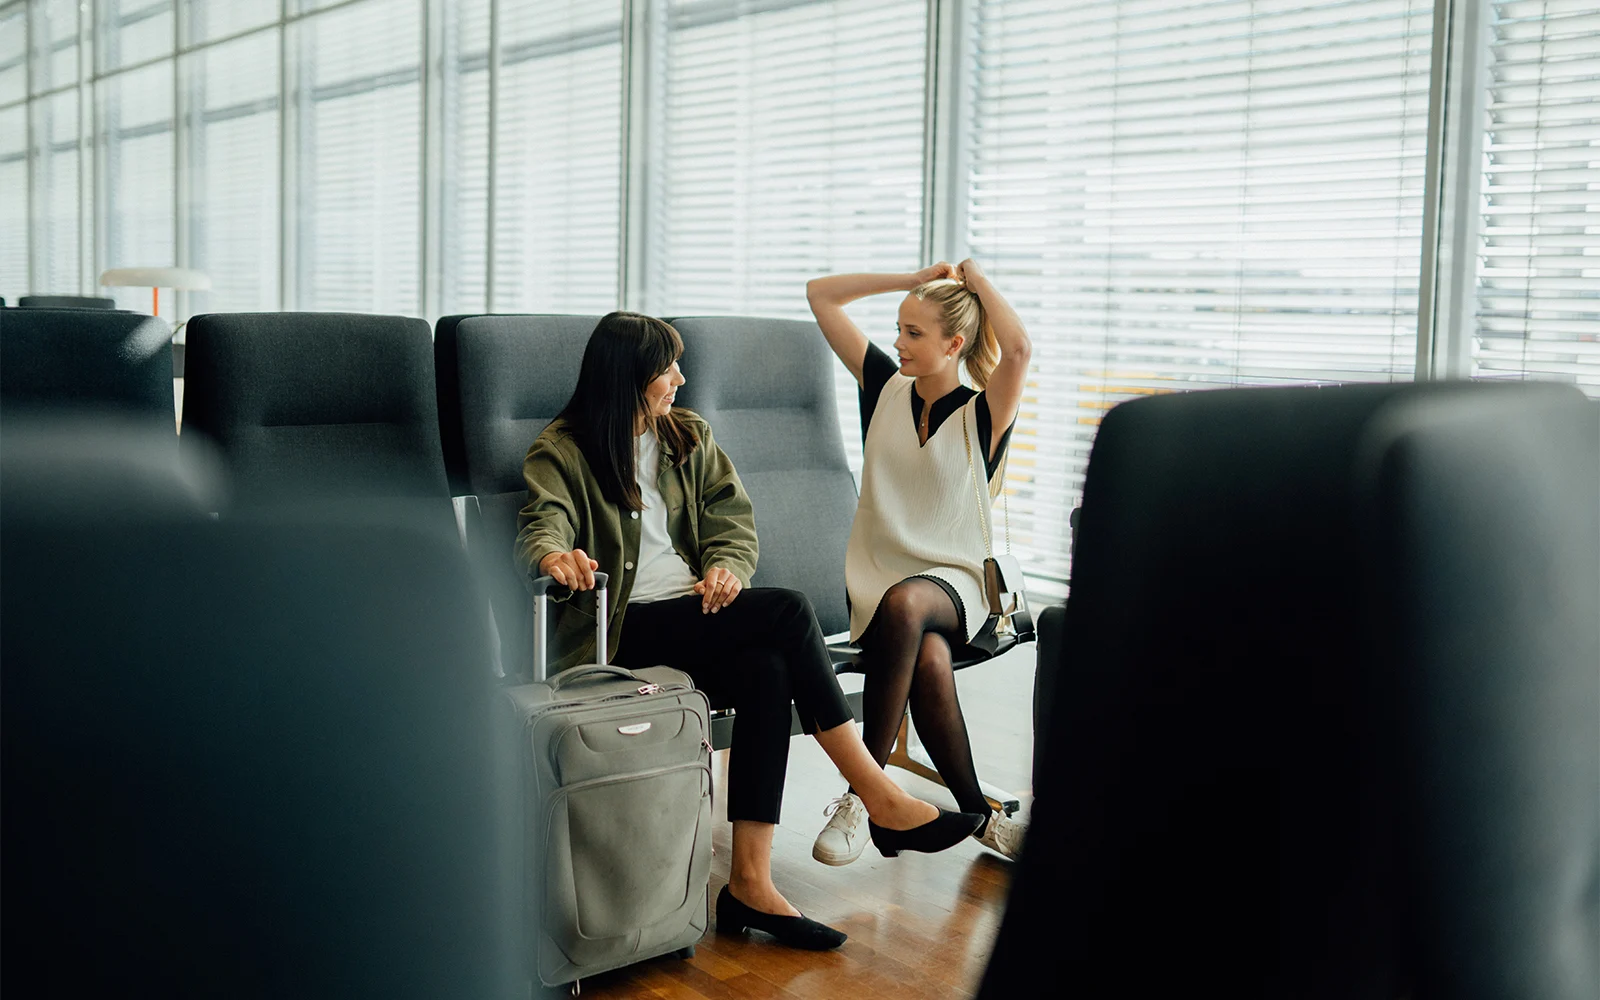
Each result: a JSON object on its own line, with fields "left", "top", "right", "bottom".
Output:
{"left": 649, "top": 0, "right": 929, "bottom": 469}
{"left": 100, "top": 60, "right": 175, "bottom": 315}
{"left": 490, "top": 0, "right": 623, "bottom": 314}
{"left": 0, "top": 3, "right": 26, "bottom": 104}
{"left": 441, "top": 0, "right": 489, "bottom": 315}
{"left": 30, "top": 0, "right": 76, "bottom": 93}
{"left": 1473, "top": 0, "right": 1600, "bottom": 393}
{"left": 0, "top": 102, "right": 27, "bottom": 302}
{"left": 183, "top": 29, "right": 279, "bottom": 314}
{"left": 32, "top": 86, "right": 76, "bottom": 292}
{"left": 964, "top": 0, "right": 1434, "bottom": 583}
{"left": 293, "top": 0, "right": 421, "bottom": 315}
{"left": 97, "top": 0, "right": 174, "bottom": 74}
{"left": 182, "top": 0, "right": 278, "bottom": 45}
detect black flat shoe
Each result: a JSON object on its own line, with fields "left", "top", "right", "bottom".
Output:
{"left": 715, "top": 885, "right": 846, "bottom": 950}
{"left": 869, "top": 808, "right": 986, "bottom": 858}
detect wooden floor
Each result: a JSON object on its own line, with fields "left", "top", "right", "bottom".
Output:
{"left": 573, "top": 643, "right": 1038, "bottom": 999}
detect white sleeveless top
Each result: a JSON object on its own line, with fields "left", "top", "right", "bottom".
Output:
{"left": 845, "top": 374, "right": 996, "bottom": 642}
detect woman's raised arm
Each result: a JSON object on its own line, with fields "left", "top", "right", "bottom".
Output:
{"left": 805, "top": 263, "right": 956, "bottom": 384}
{"left": 959, "top": 259, "right": 1031, "bottom": 460}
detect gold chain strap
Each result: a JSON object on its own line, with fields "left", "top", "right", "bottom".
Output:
{"left": 961, "top": 409, "right": 995, "bottom": 561}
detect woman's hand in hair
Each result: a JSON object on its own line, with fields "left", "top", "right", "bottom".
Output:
{"left": 956, "top": 258, "right": 988, "bottom": 288}
{"left": 693, "top": 566, "right": 743, "bottom": 614}
{"left": 914, "top": 261, "right": 958, "bottom": 285}
{"left": 540, "top": 548, "right": 600, "bottom": 591}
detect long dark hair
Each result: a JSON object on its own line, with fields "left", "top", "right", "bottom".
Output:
{"left": 557, "top": 311, "right": 699, "bottom": 511}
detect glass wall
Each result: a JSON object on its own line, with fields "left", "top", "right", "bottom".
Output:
{"left": 1, "top": 0, "right": 1595, "bottom": 582}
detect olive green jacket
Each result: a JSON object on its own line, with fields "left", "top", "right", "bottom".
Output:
{"left": 515, "top": 411, "right": 759, "bottom": 672}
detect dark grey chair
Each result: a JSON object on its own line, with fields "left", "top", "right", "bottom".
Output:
{"left": 980, "top": 381, "right": 1596, "bottom": 997}
{"left": 434, "top": 313, "right": 600, "bottom": 682}
{"left": 669, "top": 316, "right": 1029, "bottom": 813}
{"left": 182, "top": 312, "right": 451, "bottom": 510}
{"left": 0, "top": 422, "right": 516, "bottom": 998}
{"left": 18, "top": 294, "right": 118, "bottom": 309}
{"left": 1365, "top": 392, "right": 1598, "bottom": 1000}
{"left": 0, "top": 307, "right": 175, "bottom": 426}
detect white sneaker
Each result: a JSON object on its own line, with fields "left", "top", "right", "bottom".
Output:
{"left": 973, "top": 808, "right": 1027, "bottom": 861}
{"left": 811, "top": 792, "right": 869, "bottom": 866}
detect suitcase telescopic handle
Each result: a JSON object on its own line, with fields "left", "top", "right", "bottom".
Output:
{"left": 528, "top": 572, "right": 611, "bottom": 682}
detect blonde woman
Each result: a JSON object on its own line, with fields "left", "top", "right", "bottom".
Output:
{"left": 805, "top": 259, "right": 1032, "bottom": 863}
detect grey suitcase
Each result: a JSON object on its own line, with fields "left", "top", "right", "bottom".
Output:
{"left": 501, "top": 572, "right": 713, "bottom": 990}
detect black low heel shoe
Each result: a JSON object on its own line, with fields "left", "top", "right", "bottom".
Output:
{"left": 869, "top": 809, "right": 986, "bottom": 858}
{"left": 715, "top": 885, "right": 847, "bottom": 950}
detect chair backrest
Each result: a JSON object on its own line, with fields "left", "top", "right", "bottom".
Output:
{"left": 979, "top": 380, "right": 1591, "bottom": 997}
{"left": 668, "top": 316, "right": 858, "bottom": 636}
{"left": 434, "top": 313, "right": 601, "bottom": 678}
{"left": 182, "top": 312, "right": 449, "bottom": 505}
{"left": 19, "top": 294, "right": 118, "bottom": 309}
{"left": 434, "top": 313, "right": 599, "bottom": 498}
{"left": 0, "top": 428, "right": 515, "bottom": 997}
{"left": 0, "top": 308, "right": 175, "bottom": 424}
{"left": 1363, "top": 392, "right": 1598, "bottom": 1000}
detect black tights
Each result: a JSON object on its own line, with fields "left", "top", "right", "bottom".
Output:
{"left": 851, "top": 578, "right": 990, "bottom": 819}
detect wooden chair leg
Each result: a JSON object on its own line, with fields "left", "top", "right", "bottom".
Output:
{"left": 886, "top": 713, "right": 1020, "bottom": 816}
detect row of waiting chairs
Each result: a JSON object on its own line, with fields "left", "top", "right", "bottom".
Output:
{"left": 0, "top": 307, "right": 1028, "bottom": 810}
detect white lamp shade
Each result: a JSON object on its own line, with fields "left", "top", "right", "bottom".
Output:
{"left": 99, "top": 267, "right": 212, "bottom": 291}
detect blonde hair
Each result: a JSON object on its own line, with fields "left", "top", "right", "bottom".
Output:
{"left": 911, "top": 278, "right": 999, "bottom": 389}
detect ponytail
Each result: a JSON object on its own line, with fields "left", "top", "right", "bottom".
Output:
{"left": 911, "top": 277, "right": 998, "bottom": 389}
{"left": 963, "top": 310, "right": 1000, "bottom": 390}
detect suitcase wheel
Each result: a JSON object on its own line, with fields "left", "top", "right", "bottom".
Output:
{"left": 675, "top": 946, "right": 696, "bottom": 960}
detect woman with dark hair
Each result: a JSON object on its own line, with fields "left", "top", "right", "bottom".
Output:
{"left": 805, "top": 259, "right": 1033, "bottom": 864}
{"left": 516, "top": 311, "right": 983, "bottom": 951}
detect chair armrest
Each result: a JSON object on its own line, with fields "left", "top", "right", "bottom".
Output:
{"left": 826, "top": 640, "right": 863, "bottom": 673}
{"left": 1033, "top": 603, "right": 1067, "bottom": 791}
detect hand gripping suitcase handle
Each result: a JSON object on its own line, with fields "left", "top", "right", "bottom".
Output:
{"left": 527, "top": 571, "right": 611, "bottom": 682}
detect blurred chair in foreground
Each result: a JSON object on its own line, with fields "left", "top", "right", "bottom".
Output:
{"left": 1, "top": 307, "right": 175, "bottom": 426}
{"left": 983, "top": 383, "right": 1597, "bottom": 998}
{"left": 1, "top": 422, "right": 516, "bottom": 999}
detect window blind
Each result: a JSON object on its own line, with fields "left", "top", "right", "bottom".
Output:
{"left": 182, "top": 0, "right": 278, "bottom": 45}
{"left": 32, "top": 87, "right": 77, "bottom": 291}
{"left": 0, "top": 102, "right": 27, "bottom": 302}
{"left": 648, "top": 0, "right": 929, "bottom": 468}
{"left": 963, "top": 0, "right": 1434, "bottom": 583}
{"left": 441, "top": 0, "right": 489, "bottom": 315}
{"left": 490, "top": 0, "right": 622, "bottom": 314}
{"left": 183, "top": 28, "right": 279, "bottom": 314}
{"left": 98, "top": 0, "right": 174, "bottom": 74}
{"left": 30, "top": 0, "right": 77, "bottom": 93}
{"left": 293, "top": 0, "right": 421, "bottom": 314}
{"left": 100, "top": 60, "right": 175, "bottom": 315}
{"left": 1, "top": 3, "right": 26, "bottom": 104}
{"left": 1473, "top": 0, "right": 1600, "bottom": 394}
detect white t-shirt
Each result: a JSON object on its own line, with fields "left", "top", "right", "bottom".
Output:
{"left": 627, "top": 430, "right": 701, "bottom": 604}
